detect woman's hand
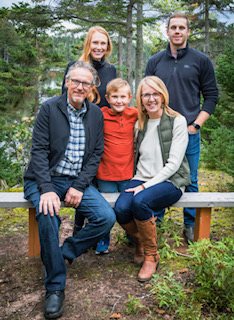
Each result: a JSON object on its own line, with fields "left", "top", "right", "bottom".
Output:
{"left": 125, "top": 184, "right": 145, "bottom": 196}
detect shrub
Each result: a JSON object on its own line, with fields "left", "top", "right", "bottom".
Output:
{"left": 187, "top": 238, "right": 234, "bottom": 312}
{"left": 150, "top": 272, "right": 186, "bottom": 310}
{"left": 201, "top": 125, "right": 234, "bottom": 190}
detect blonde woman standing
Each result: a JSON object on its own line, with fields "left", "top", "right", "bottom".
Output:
{"left": 114, "top": 76, "right": 191, "bottom": 282}
{"left": 62, "top": 26, "right": 116, "bottom": 108}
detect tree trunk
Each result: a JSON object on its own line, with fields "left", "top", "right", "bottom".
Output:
{"left": 4, "top": 44, "right": 9, "bottom": 62}
{"left": 204, "top": 0, "right": 210, "bottom": 55}
{"left": 135, "top": 0, "right": 143, "bottom": 95}
{"left": 126, "top": 0, "right": 134, "bottom": 93}
{"left": 118, "top": 32, "right": 123, "bottom": 78}
{"left": 34, "top": 33, "right": 39, "bottom": 116}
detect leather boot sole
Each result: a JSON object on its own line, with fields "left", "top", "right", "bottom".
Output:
{"left": 44, "top": 307, "right": 63, "bottom": 319}
{"left": 137, "top": 259, "right": 159, "bottom": 282}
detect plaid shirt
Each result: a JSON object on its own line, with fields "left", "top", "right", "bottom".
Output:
{"left": 53, "top": 100, "right": 86, "bottom": 176}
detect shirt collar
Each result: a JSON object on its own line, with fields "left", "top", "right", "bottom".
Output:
{"left": 67, "top": 98, "right": 87, "bottom": 117}
{"left": 166, "top": 41, "right": 189, "bottom": 59}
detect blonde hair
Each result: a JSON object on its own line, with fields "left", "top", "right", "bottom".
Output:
{"left": 106, "top": 78, "right": 131, "bottom": 97}
{"left": 79, "top": 26, "right": 113, "bottom": 104}
{"left": 136, "top": 76, "right": 180, "bottom": 130}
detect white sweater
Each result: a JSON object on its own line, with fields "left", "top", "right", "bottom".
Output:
{"left": 134, "top": 115, "right": 188, "bottom": 189}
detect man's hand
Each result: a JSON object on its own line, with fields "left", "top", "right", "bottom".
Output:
{"left": 39, "top": 192, "right": 61, "bottom": 216}
{"left": 125, "top": 185, "right": 145, "bottom": 196}
{"left": 188, "top": 111, "right": 210, "bottom": 134}
{"left": 187, "top": 124, "right": 198, "bottom": 134}
{"left": 65, "top": 187, "right": 83, "bottom": 208}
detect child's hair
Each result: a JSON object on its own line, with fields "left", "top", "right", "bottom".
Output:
{"left": 136, "top": 76, "right": 180, "bottom": 130}
{"left": 106, "top": 78, "right": 131, "bottom": 98}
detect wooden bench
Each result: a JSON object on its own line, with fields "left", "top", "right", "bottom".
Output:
{"left": 0, "top": 192, "right": 233, "bottom": 257}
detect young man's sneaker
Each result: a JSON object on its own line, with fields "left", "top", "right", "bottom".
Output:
{"left": 95, "top": 233, "right": 110, "bottom": 254}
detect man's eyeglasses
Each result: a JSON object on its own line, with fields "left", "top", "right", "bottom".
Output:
{"left": 141, "top": 92, "right": 161, "bottom": 100}
{"left": 69, "top": 78, "right": 93, "bottom": 89}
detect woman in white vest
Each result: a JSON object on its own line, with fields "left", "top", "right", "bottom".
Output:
{"left": 114, "top": 76, "right": 191, "bottom": 282}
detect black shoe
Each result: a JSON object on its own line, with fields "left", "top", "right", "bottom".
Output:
{"left": 183, "top": 227, "right": 194, "bottom": 244}
{"left": 44, "top": 290, "right": 65, "bottom": 319}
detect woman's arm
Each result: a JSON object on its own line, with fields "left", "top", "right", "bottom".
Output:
{"left": 143, "top": 115, "right": 188, "bottom": 189}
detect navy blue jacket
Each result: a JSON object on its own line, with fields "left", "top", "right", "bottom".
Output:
{"left": 24, "top": 92, "right": 104, "bottom": 195}
{"left": 145, "top": 43, "right": 218, "bottom": 125}
{"left": 62, "top": 58, "right": 116, "bottom": 108}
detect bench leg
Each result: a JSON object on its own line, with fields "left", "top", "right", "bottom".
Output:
{"left": 194, "top": 207, "right": 211, "bottom": 241}
{"left": 28, "top": 208, "right": 40, "bottom": 257}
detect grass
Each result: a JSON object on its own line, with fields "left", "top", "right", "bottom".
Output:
{"left": 0, "top": 168, "right": 233, "bottom": 319}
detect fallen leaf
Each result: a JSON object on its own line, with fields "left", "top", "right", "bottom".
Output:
{"left": 110, "top": 312, "right": 121, "bottom": 319}
{"left": 82, "top": 278, "right": 88, "bottom": 281}
{"left": 156, "top": 309, "right": 165, "bottom": 314}
{"left": 179, "top": 268, "right": 189, "bottom": 273}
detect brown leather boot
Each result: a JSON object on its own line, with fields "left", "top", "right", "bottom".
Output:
{"left": 135, "top": 217, "right": 160, "bottom": 282}
{"left": 120, "top": 221, "right": 144, "bottom": 265}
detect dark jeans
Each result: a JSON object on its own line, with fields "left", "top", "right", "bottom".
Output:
{"left": 183, "top": 131, "right": 200, "bottom": 227}
{"left": 114, "top": 180, "right": 182, "bottom": 224}
{"left": 24, "top": 177, "right": 116, "bottom": 292}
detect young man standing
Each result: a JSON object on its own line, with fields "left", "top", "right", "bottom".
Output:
{"left": 145, "top": 13, "right": 218, "bottom": 243}
{"left": 24, "top": 61, "right": 116, "bottom": 319}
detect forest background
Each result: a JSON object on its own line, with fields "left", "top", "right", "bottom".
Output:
{"left": 0, "top": 1, "right": 233, "bottom": 319}
{"left": 0, "top": 0, "right": 233, "bottom": 190}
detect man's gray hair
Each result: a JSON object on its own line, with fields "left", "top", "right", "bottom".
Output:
{"left": 65, "top": 60, "right": 98, "bottom": 86}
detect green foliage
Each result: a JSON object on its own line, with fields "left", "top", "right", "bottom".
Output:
{"left": 150, "top": 272, "right": 188, "bottom": 311}
{"left": 124, "top": 294, "right": 145, "bottom": 315}
{"left": 0, "top": 207, "right": 28, "bottom": 235}
{"left": 0, "top": 13, "right": 65, "bottom": 116}
{"left": 150, "top": 238, "right": 234, "bottom": 318}
{"left": 216, "top": 43, "right": 234, "bottom": 99}
{"left": 200, "top": 41, "right": 234, "bottom": 187}
{"left": 0, "top": 147, "right": 22, "bottom": 188}
{"left": 188, "top": 238, "right": 234, "bottom": 312}
{"left": 202, "top": 125, "right": 234, "bottom": 172}
{"left": 0, "top": 117, "right": 34, "bottom": 188}
{"left": 157, "top": 216, "right": 184, "bottom": 260}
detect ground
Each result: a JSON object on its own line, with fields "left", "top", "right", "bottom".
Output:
{"left": 0, "top": 169, "right": 233, "bottom": 320}
{"left": 0, "top": 217, "right": 191, "bottom": 320}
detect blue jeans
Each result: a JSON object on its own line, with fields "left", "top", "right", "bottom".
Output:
{"left": 152, "top": 131, "right": 200, "bottom": 227}
{"left": 74, "top": 179, "right": 129, "bottom": 227}
{"left": 97, "top": 179, "right": 130, "bottom": 193}
{"left": 114, "top": 180, "right": 182, "bottom": 224}
{"left": 184, "top": 131, "right": 200, "bottom": 227}
{"left": 24, "top": 177, "right": 116, "bottom": 292}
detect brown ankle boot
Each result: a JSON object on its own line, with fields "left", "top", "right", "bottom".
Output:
{"left": 120, "top": 221, "right": 144, "bottom": 265}
{"left": 135, "top": 217, "right": 160, "bottom": 282}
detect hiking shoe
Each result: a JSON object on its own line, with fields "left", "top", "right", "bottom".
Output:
{"left": 95, "top": 233, "right": 110, "bottom": 254}
{"left": 183, "top": 226, "right": 194, "bottom": 243}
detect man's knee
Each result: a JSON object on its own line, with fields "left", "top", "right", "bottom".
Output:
{"left": 102, "top": 206, "right": 116, "bottom": 229}
{"left": 37, "top": 211, "right": 61, "bottom": 236}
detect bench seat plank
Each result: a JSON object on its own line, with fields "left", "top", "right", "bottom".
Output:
{"left": 1, "top": 192, "right": 234, "bottom": 208}
{"left": 1, "top": 192, "right": 234, "bottom": 257}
